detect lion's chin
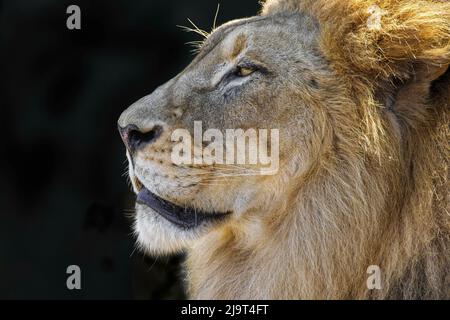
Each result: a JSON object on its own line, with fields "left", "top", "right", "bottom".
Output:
{"left": 133, "top": 206, "right": 202, "bottom": 255}
{"left": 133, "top": 191, "right": 232, "bottom": 255}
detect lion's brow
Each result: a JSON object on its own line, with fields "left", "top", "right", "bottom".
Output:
{"left": 190, "top": 16, "right": 267, "bottom": 63}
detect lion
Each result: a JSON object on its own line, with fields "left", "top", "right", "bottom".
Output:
{"left": 118, "top": 0, "right": 450, "bottom": 299}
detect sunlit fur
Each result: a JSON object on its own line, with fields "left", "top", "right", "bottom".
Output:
{"left": 120, "top": 0, "right": 449, "bottom": 299}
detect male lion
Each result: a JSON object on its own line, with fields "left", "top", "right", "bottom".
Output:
{"left": 118, "top": 0, "right": 449, "bottom": 299}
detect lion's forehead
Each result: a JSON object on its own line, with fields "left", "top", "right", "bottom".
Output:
{"left": 187, "top": 12, "right": 318, "bottom": 73}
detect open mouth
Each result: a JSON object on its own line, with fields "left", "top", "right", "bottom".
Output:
{"left": 136, "top": 187, "right": 231, "bottom": 229}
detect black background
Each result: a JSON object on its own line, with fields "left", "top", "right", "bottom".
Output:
{"left": 0, "top": 0, "right": 259, "bottom": 299}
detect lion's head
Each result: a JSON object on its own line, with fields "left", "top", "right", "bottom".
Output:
{"left": 118, "top": 9, "right": 329, "bottom": 253}
{"left": 119, "top": 0, "right": 449, "bottom": 299}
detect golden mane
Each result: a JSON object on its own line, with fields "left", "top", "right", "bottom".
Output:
{"left": 185, "top": 0, "right": 449, "bottom": 299}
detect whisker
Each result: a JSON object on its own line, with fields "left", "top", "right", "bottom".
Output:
{"left": 187, "top": 18, "right": 210, "bottom": 38}
{"left": 177, "top": 19, "right": 210, "bottom": 39}
{"left": 129, "top": 246, "right": 138, "bottom": 258}
{"left": 212, "top": 3, "right": 221, "bottom": 30}
{"left": 213, "top": 163, "right": 261, "bottom": 172}
{"left": 185, "top": 40, "right": 205, "bottom": 54}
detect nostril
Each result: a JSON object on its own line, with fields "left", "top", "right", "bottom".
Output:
{"left": 119, "top": 124, "right": 163, "bottom": 152}
{"left": 129, "top": 125, "right": 163, "bottom": 148}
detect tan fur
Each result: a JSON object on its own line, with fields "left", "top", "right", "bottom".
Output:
{"left": 187, "top": 0, "right": 450, "bottom": 299}
{"left": 119, "top": 0, "right": 450, "bottom": 299}
{"left": 230, "top": 33, "right": 248, "bottom": 59}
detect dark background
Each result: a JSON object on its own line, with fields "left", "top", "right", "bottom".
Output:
{"left": 0, "top": 0, "right": 259, "bottom": 299}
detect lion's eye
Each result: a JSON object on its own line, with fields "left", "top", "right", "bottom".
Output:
{"left": 235, "top": 66, "right": 256, "bottom": 77}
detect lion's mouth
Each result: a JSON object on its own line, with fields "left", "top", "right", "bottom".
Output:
{"left": 136, "top": 187, "right": 231, "bottom": 229}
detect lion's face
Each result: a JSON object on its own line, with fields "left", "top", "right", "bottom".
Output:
{"left": 118, "top": 12, "right": 334, "bottom": 254}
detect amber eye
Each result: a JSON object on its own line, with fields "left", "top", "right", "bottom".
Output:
{"left": 235, "top": 66, "right": 256, "bottom": 77}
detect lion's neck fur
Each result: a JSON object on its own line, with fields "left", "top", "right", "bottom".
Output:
{"left": 186, "top": 102, "right": 449, "bottom": 299}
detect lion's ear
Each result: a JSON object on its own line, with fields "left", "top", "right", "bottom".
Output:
{"left": 416, "top": 64, "right": 449, "bottom": 84}
{"left": 392, "top": 62, "right": 448, "bottom": 120}
{"left": 366, "top": 1, "right": 450, "bottom": 83}
{"left": 360, "top": 0, "right": 450, "bottom": 107}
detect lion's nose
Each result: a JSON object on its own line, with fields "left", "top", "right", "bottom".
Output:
{"left": 118, "top": 124, "right": 163, "bottom": 154}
